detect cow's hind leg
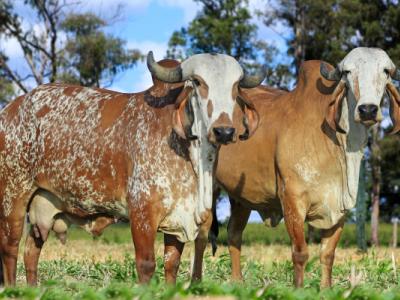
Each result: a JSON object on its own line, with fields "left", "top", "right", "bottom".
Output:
{"left": 320, "top": 219, "right": 344, "bottom": 288}
{"left": 24, "top": 225, "right": 48, "bottom": 286}
{"left": 228, "top": 198, "right": 251, "bottom": 281}
{"left": 164, "top": 233, "right": 184, "bottom": 284}
{"left": 0, "top": 201, "right": 30, "bottom": 286}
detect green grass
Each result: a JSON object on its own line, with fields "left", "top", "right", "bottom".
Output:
{"left": 65, "top": 222, "right": 399, "bottom": 247}
{"left": 3, "top": 223, "right": 400, "bottom": 299}
{"left": 3, "top": 250, "right": 400, "bottom": 299}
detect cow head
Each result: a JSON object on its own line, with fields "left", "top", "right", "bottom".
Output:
{"left": 320, "top": 47, "right": 400, "bottom": 134}
{"left": 147, "top": 51, "right": 263, "bottom": 145}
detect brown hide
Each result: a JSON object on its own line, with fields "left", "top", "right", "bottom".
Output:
{"left": 213, "top": 60, "right": 358, "bottom": 287}
{"left": 217, "top": 61, "right": 342, "bottom": 225}
{"left": 0, "top": 59, "right": 194, "bottom": 286}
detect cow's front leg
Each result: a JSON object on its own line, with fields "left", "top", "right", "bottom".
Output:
{"left": 320, "top": 219, "right": 344, "bottom": 288}
{"left": 281, "top": 191, "right": 308, "bottom": 287}
{"left": 192, "top": 207, "right": 213, "bottom": 282}
{"left": 24, "top": 225, "right": 47, "bottom": 285}
{"left": 164, "top": 234, "right": 184, "bottom": 284}
{"left": 129, "top": 200, "right": 160, "bottom": 284}
{"left": 228, "top": 198, "right": 251, "bottom": 281}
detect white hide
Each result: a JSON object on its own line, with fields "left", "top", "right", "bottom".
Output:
{"left": 181, "top": 54, "right": 243, "bottom": 130}
{"left": 339, "top": 48, "right": 395, "bottom": 122}
{"left": 156, "top": 54, "right": 245, "bottom": 242}
{"left": 310, "top": 48, "right": 394, "bottom": 229}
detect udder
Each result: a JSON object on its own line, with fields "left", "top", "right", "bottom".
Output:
{"left": 28, "top": 190, "right": 119, "bottom": 244}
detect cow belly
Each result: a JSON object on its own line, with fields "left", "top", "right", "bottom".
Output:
{"left": 158, "top": 194, "right": 200, "bottom": 243}
{"left": 306, "top": 183, "right": 347, "bottom": 229}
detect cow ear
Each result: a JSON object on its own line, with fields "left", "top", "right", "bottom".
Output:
{"left": 173, "top": 86, "right": 197, "bottom": 140}
{"left": 325, "top": 80, "right": 346, "bottom": 134}
{"left": 237, "top": 90, "right": 260, "bottom": 140}
{"left": 387, "top": 82, "right": 400, "bottom": 134}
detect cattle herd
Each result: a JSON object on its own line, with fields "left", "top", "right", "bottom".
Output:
{"left": 0, "top": 47, "right": 399, "bottom": 288}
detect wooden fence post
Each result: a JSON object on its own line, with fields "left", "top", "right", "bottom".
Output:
{"left": 392, "top": 217, "right": 398, "bottom": 248}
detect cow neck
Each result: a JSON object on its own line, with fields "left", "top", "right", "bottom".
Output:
{"left": 336, "top": 89, "right": 368, "bottom": 211}
{"left": 187, "top": 93, "right": 217, "bottom": 225}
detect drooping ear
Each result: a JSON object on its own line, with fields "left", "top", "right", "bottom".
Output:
{"left": 237, "top": 90, "right": 260, "bottom": 140}
{"left": 172, "top": 86, "right": 197, "bottom": 140}
{"left": 386, "top": 82, "right": 400, "bottom": 134}
{"left": 325, "top": 80, "right": 346, "bottom": 134}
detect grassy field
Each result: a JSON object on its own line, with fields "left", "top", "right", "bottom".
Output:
{"left": 2, "top": 223, "right": 400, "bottom": 299}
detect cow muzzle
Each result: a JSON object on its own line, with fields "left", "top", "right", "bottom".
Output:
{"left": 357, "top": 104, "right": 379, "bottom": 125}
{"left": 211, "top": 126, "right": 236, "bottom": 145}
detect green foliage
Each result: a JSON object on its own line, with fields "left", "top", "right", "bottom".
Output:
{"left": 168, "top": 0, "right": 258, "bottom": 60}
{"left": 59, "top": 13, "right": 141, "bottom": 88}
{"left": 61, "top": 223, "right": 400, "bottom": 248}
{"left": 166, "top": 0, "right": 291, "bottom": 88}
{"left": 0, "top": 76, "right": 15, "bottom": 105}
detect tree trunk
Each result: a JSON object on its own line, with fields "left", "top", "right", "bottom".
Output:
{"left": 294, "top": 0, "right": 306, "bottom": 75}
{"left": 370, "top": 125, "right": 381, "bottom": 246}
{"left": 356, "top": 158, "right": 367, "bottom": 252}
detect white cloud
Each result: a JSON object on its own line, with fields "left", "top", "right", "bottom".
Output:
{"left": 111, "top": 40, "right": 169, "bottom": 92}
{"left": 130, "top": 40, "right": 168, "bottom": 91}
{"left": 157, "top": 0, "right": 200, "bottom": 23}
{"left": 77, "top": 0, "right": 151, "bottom": 15}
{"left": 128, "top": 40, "right": 168, "bottom": 60}
{"left": 0, "top": 37, "right": 23, "bottom": 59}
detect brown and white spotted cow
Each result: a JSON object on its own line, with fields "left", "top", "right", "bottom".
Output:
{"left": 192, "top": 47, "right": 400, "bottom": 288}
{"left": 0, "top": 52, "right": 265, "bottom": 286}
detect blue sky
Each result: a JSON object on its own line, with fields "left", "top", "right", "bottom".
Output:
{"left": 3, "top": 0, "right": 289, "bottom": 93}
{"left": 3, "top": 0, "right": 291, "bottom": 223}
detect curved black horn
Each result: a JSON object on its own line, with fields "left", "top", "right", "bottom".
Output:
{"left": 239, "top": 66, "right": 266, "bottom": 88}
{"left": 147, "top": 51, "right": 183, "bottom": 83}
{"left": 391, "top": 67, "right": 400, "bottom": 81}
{"left": 320, "top": 62, "right": 341, "bottom": 81}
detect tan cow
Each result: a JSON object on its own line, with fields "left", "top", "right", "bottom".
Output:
{"left": 192, "top": 47, "right": 400, "bottom": 288}
{"left": 0, "top": 52, "right": 264, "bottom": 286}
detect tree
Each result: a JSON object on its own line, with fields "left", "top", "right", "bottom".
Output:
{"left": 263, "top": 0, "right": 358, "bottom": 74}
{"left": 0, "top": 1, "right": 140, "bottom": 99}
{"left": 60, "top": 13, "right": 140, "bottom": 87}
{"left": 167, "top": 0, "right": 291, "bottom": 88}
{"left": 0, "top": 0, "right": 65, "bottom": 92}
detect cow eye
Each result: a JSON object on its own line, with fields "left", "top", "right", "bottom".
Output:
{"left": 192, "top": 78, "right": 200, "bottom": 86}
{"left": 384, "top": 69, "right": 390, "bottom": 77}
{"left": 343, "top": 70, "right": 351, "bottom": 75}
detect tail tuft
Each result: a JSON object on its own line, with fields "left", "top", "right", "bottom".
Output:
{"left": 208, "top": 203, "right": 219, "bottom": 256}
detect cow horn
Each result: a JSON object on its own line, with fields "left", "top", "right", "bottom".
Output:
{"left": 320, "top": 62, "right": 341, "bottom": 81}
{"left": 239, "top": 66, "right": 266, "bottom": 88}
{"left": 391, "top": 67, "right": 400, "bottom": 81}
{"left": 147, "top": 51, "right": 183, "bottom": 83}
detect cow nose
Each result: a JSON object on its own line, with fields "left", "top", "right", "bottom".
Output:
{"left": 358, "top": 104, "right": 378, "bottom": 120}
{"left": 213, "top": 127, "right": 235, "bottom": 144}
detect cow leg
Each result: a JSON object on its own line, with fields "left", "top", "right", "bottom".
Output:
{"left": 164, "top": 233, "right": 184, "bottom": 284}
{"left": 24, "top": 225, "right": 47, "bottom": 286}
{"left": 129, "top": 202, "right": 160, "bottom": 284}
{"left": 0, "top": 212, "right": 27, "bottom": 286}
{"left": 282, "top": 195, "right": 308, "bottom": 288}
{"left": 192, "top": 208, "right": 213, "bottom": 282}
{"left": 228, "top": 198, "right": 251, "bottom": 281}
{"left": 320, "top": 219, "right": 344, "bottom": 288}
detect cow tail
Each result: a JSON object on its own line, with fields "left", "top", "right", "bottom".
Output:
{"left": 209, "top": 199, "right": 219, "bottom": 256}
